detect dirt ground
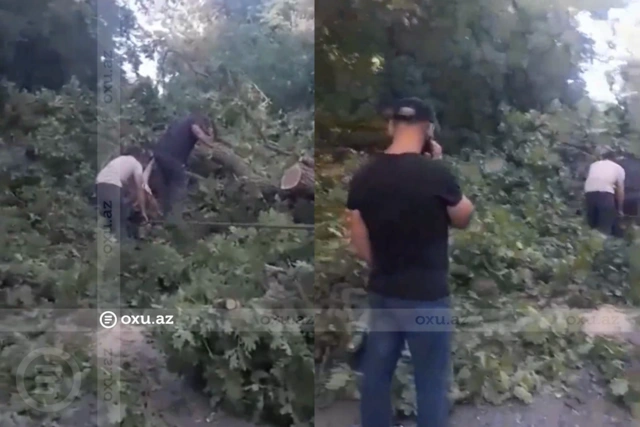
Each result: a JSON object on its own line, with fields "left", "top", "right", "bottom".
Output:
{"left": 317, "top": 305, "right": 638, "bottom": 427}
{"left": 45, "top": 306, "right": 638, "bottom": 426}
{"left": 47, "top": 322, "right": 259, "bottom": 427}
{"left": 315, "top": 378, "right": 632, "bottom": 427}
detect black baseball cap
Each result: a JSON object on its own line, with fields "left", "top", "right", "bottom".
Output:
{"left": 391, "top": 97, "right": 436, "bottom": 123}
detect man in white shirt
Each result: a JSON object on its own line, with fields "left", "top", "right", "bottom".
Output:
{"left": 96, "top": 147, "right": 152, "bottom": 241}
{"left": 584, "top": 150, "right": 625, "bottom": 235}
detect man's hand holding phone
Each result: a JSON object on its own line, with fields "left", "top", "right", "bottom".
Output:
{"left": 424, "top": 140, "right": 443, "bottom": 160}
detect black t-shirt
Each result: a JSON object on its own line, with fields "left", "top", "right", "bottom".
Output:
{"left": 346, "top": 153, "right": 463, "bottom": 301}
{"left": 154, "top": 113, "right": 209, "bottom": 164}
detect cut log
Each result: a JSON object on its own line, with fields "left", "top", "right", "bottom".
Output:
{"left": 280, "top": 158, "right": 314, "bottom": 197}
{"left": 194, "top": 142, "right": 278, "bottom": 198}
{"left": 280, "top": 164, "right": 303, "bottom": 190}
{"left": 206, "top": 143, "right": 255, "bottom": 178}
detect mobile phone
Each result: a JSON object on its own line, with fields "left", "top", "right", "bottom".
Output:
{"left": 421, "top": 137, "right": 433, "bottom": 155}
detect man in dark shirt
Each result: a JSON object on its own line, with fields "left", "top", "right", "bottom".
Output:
{"left": 149, "top": 112, "right": 217, "bottom": 221}
{"left": 346, "top": 98, "right": 475, "bottom": 427}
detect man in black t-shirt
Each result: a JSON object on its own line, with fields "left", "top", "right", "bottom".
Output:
{"left": 346, "top": 98, "right": 474, "bottom": 427}
{"left": 147, "top": 113, "right": 217, "bottom": 221}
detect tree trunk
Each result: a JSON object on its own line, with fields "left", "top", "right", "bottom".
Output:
{"left": 280, "top": 155, "right": 315, "bottom": 198}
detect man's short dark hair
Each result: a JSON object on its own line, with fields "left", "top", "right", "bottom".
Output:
{"left": 192, "top": 112, "right": 212, "bottom": 129}
{"left": 391, "top": 97, "right": 436, "bottom": 124}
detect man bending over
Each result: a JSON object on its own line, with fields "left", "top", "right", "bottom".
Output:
{"left": 96, "top": 147, "right": 151, "bottom": 241}
{"left": 584, "top": 149, "right": 625, "bottom": 235}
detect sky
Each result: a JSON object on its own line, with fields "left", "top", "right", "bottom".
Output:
{"left": 123, "top": 0, "right": 159, "bottom": 82}
{"left": 578, "top": 1, "right": 640, "bottom": 103}
{"left": 125, "top": 0, "right": 639, "bottom": 104}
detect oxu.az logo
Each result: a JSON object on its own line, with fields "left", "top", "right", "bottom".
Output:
{"left": 16, "top": 347, "right": 82, "bottom": 413}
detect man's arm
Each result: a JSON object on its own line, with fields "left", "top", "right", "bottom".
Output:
{"left": 345, "top": 171, "right": 372, "bottom": 263}
{"left": 191, "top": 123, "right": 215, "bottom": 148}
{"left": 346, "top": 209, "right": 372, "bottom": 263}
{"left": 437, "top": 167, "right": 475, "bottom": 229}
{"left": 615, "top": 166, "right": 626, "bottom": 214}
{"left": 142, "top": 159, "right": 154, "bottom": 189}
{"left": 140, "top": 160, "right": 162, "bottom": 216}
{"left": 447, "top": 196, "right": 475, "bottom": 229}
{"left": 132, "top": 166, "right": 148, "bottom": 220}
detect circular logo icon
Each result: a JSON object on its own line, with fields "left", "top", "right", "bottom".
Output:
{"left": 99, "top": 311, "right": 118, "bottom": 329}
{"left": 16, "top": 347, "right": 82, "bottom": 413}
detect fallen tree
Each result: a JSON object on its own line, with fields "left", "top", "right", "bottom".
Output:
{"left": 280, "top": 155, "right": 315, "bottom": 198}
{"left": 144, "top": 138, "right": 314, "bottom": 226}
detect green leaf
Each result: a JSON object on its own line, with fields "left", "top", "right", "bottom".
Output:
{"left": 499, "top": 371, "right": 510, "bottom": 390}
{"left": 106, "top": 402, "right": 127, "bottom": 424}
{"left": 325, "top": 370, "right": 352, "bottom": 391}
{"left": 171, "top": 329, "right": 194, "bottom": 349}
{"left": 457, "top": 366, "right": 471, "bottom": 380}
{"left": 610, "top": 378, "right": 629, "bottom": 396}
{"left": 513, "top": 386, "right": 533, "bottom": 404}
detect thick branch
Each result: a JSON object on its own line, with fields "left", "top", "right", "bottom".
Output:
{"left": 194, "top": 143, "right": 277, "bottom": 198}
{"left": 280, "top": 157, "right": 315, "bottom": 197}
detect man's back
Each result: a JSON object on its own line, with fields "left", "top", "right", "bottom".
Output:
{"left": 347, "top": 153, "right": 462, "bottom": 300}
{"left": 155, "top": 113, "right": 208, "bottom": 164}
{"left": 585, "top": 159, "right": 625, "bottom": 194}
{"left": 96, "top": 155, "right": 142, "bottom": 187}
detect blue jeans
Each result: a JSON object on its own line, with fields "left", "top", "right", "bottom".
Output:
{"left": 359, "top": 293, "right": 452, "bottom": 427}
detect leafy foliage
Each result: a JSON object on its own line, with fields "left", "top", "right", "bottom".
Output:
{"left": 315, "top": 0, "right": 640, "bottom": 418}
{"left": 0, "top": 0, "right": 141, "bottom": 93}
{"left": 0, "top": 0, "right": 314, "bottom": 426}
{"left": 315, "top": 115, "right": 640, "bottom": 416}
